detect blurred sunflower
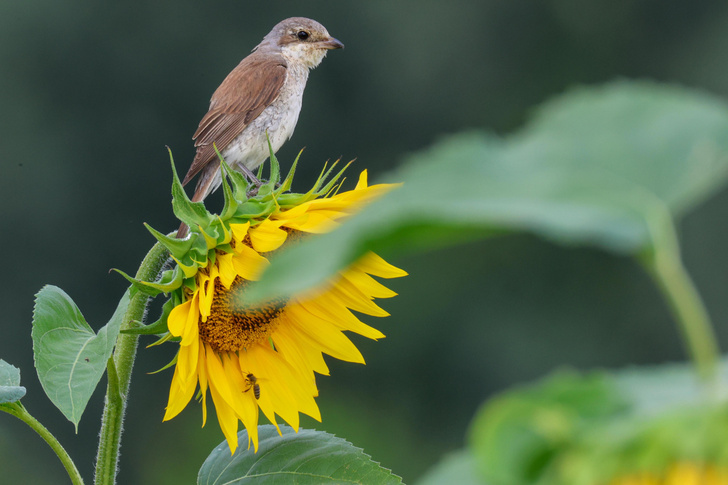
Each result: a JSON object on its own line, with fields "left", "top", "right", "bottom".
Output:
{"left": 130, "top": 152, "right": 405, "bottom": 453}
{"left": 466, "top": 367, "right": 728, "bottom": 485}
{"left": 610, "top": 462, "right": 728, "bottom": 485}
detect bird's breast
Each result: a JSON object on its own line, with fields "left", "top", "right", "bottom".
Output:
{"left": 222, "top": 64, "right": 309, "bottom": 172}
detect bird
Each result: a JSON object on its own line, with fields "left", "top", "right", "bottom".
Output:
{"left": 176, "top": 17, "right": 344, "bottom": 238}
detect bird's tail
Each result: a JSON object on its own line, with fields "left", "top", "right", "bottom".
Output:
{"left": 176, "top": 221, "right": 190, "bottom": 239}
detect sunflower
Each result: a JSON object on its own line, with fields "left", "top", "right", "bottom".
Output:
{"left": 133, "top": 152, "right": 406, "bottom": 453}
{"left": 609, "top": 462, "right": 728, "bottom": 485}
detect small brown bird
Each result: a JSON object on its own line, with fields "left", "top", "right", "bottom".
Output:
{"left": 177, "top": 17, "right": 343, "bottom": 238}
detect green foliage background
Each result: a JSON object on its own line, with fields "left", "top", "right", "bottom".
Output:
{"left": 3, "top": 1, "right": 728, "bottom": 483}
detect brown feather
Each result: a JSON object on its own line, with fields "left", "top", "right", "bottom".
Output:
{"left": 181, "top": 53, "right": 287, "bottom": 186}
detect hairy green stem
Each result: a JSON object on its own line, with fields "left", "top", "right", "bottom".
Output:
{"left": 1, "top": 402, "right": 84, "bottom": 485}
{"left": 640, "top": 203, "right": 719, "bottom": 382}
{"left": 94, "top": 242, "right": 169, "bottom": 485}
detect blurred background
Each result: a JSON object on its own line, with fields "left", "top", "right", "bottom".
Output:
{"left": 2, "top": 1, "right": 728, "bottom": 483}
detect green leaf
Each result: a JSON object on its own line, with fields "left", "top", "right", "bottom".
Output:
{"left": 0, "top": 360, "right": 26, "bottom": 404}
{"left": 169, "top": 148, "right": 213, "bottom": 230}
{"left": 262, "top": 133, "right": 281, "bottom": 192}
{"left": 220, "top": 160, "right": 240, "bottom": 220}
{"left": 523, "top": 81, "right": 728, "bottom": 214}
{"left": 144, "top": 223, "right": 194, "bottom": 260}
{"left": 113, "top": 267, "right": 182, "bottom": 296}
{"left": 234, "top": 199, "right": 277, "bottom": 220}
{"left": 247, "top": 81, "right": 728, "bottom": 304}
{"left": 218, "top": 149, "right": 250, "bottom": 201}
{"left": 198, "top": 425, "right": 402, "bottom": 485}
{"left": 415, "top": 450, "right": 486, "bottom": 485}
{"left": 318, "top": 161, "right": 353, "bottom": 197}
{"left": 277, "top": 149, "right": 302, "bottom": 194}
{"left": 122, "top": 295, "right": 176, "bottom": 335}
{"left": 31, "top": 286, "right": 130, "bottom": 430}
{"left": 612, "top": 358, "right": 728, "bottom": 416}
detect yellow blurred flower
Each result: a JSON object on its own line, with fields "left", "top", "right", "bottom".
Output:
{"left": 610, "top": 462, "right": 728, "bottom": 485}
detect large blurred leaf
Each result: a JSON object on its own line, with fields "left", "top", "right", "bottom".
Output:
{"left": 32, "top": 285, "right": 129, "bottom": 430}
{"left": 198, "top": 425, "right": 401, "bottom": 484}
{"left": 415, "top": 450, "right": 485, "bottom": 485}
{"left": 613, "top": 358, "right": 728, "bottom": 417}
{"left": 247, "top": 81, "right": 728, "bottom": 303}
{"left": 519, "top": 82, "right": 728, "bottom": 212}
{"left": 0, "top": 359, "right": 26, "bottom": 404}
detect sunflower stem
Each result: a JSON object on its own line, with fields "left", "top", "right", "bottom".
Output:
{"left": 642, "top": 250, "right": 720, "bottom": 382}
{"left": 639, "top": 205, "right": 719, "bottom": 384}
{"left": 94, "top": 242, "right": 169, "bottom": 485}
{"left": 0, "top": 402, "right": 84, "bottom": 485}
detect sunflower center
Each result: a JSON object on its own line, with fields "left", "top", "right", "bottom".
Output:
{"left": 198, "top": 276, "right": 287, "bottom": 352}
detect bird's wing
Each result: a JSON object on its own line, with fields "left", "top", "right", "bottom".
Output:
{"left": 182, "top": 55, "right": 287, "bottom": 185}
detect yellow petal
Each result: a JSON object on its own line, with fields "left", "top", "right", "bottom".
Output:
{"left": 204, "top": 350, "right": 235, "bottom": 408}
{"left": 355, "top": 170, "right": 368, "bottom": 190}
{"left": 216, "top": 253, "right": 237, "bottom": 289}
{"left": 352, "top": 252, "right": 408, "bottom": 278}
{"left": 249, "top": 219, "right": 288, "bottom": 253}
{"left": 220, "top": 354, "right": 259, "bottom": 448}
{"left": 217, "top": 217, "right": 233, "bottom": 245}
{"left": 198, "top": 274, "right": 214, "bottom": 321}
{"left": 242, "top": 346, "right": 299, "bottom": 431}
{"left": 316, "top": 180, "right": 395, "bottom": 210}
{"left": 252, "top": 342, "right": 320, "bottom": 422}
{"left": 205, "top": 352, "right": 260, "bottom": 453}
{"left": 179, "top": 296, "right": 200, "bottom": 346}
{"left": 232, "top": 245, "right": 269, "bottom": 281}
{"left": 275, "top": 202, "right": 310, "bottom": 220}
{"left": 272, "top": 323, "right": 329, "bottom": 379}
{"left": 167, "top": 299, "right": 192, "bottom": 338}
{"left": 176, "top": 329, "right": 199, "bottom": 386}
{"left": 207, "top": 378, "right": 242, "bottom": 454}
{"left": 284, "top": 306, "right": 365, "bottom": 364}
{"left": 282, "top": 212, "right": 340, "bottom": 234}
{"left": 299, "top": 298, "right": 385, "bottom": 340}
{"left": 171, "top": 255, "right": 198, "bottom": 278}
{"left": 328, "top": 278, "right": 390, "bottom": 317}
{"left": 201, "top": 226, "right": 218, "bottom": 250}
{"left": 230, "top": 222, "right": 250, "bottom": 244}
{"left": 340, "top": 268, "right": 398, "bottom": 299}
{"left": 236, "top": 350, "right": 281, "bottom": 434}
{"left": 163, "top": 349, "right": 198, "bottom": 421}
{"left": 292, "top": 197, "right": 357, "bottom": 213}
{"left": 198, "top": 344, "right": 209, "bottom": 427}
{"left": 664, "top": 464, "right": 699, "bottom": 485}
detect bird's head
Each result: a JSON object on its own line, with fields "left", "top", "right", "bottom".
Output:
{"left": 258, "top": 17, "right": 344, "bottom": 69}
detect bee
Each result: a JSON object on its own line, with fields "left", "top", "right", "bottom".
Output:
{"left": 245, "top": 373, "right": 260, "bottom": 400}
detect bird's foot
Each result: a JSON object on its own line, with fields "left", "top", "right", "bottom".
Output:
{"left": 239, "top": 165, "right": 262, "bottom": 186}
{"left": 238, "top": 165, "right": 263, "bottom": 196}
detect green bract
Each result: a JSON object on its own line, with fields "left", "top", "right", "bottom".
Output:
{"left": 118, "top": 142, "right": 351, "bottom": 336}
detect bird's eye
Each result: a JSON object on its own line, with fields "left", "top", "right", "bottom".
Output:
{"left": 296, "top": 31, "right": 309, "bottom": 41}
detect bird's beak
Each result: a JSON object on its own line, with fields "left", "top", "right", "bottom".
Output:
{"left": 319, "top": 37, "right": 344, "bottom": 50}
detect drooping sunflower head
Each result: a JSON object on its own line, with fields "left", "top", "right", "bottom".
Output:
{"left": 129, "top": 150, "right": 406, "bottom": 453}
